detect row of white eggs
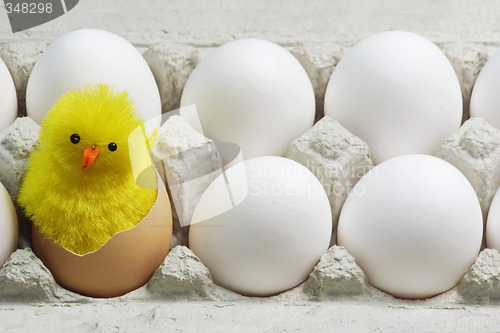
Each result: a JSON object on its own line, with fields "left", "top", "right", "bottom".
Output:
{"left": 1, "top": 30, "right": 500, "bottom": 161}
{"left": 0, "top": 29, "right": 499, "bottom": 299}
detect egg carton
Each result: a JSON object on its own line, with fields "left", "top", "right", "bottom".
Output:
{"left": 1, "top": 109, "right": 500, "bottom": 302}
{"left": 1, "top": 31, "right": 500, "bottom": 332}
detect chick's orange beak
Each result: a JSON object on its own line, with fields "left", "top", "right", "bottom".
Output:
{"left": 82, "top": 146, "right": 99, "bottom": 170}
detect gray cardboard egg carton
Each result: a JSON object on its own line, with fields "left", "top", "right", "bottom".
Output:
{"left": 2, "top": 108, "right": 500, "bottom": 307}
{"left": 2, "top": 9, "right": 500, "bottom": 329}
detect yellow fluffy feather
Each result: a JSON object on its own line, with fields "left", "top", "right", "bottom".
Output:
{"left": 18, "top": 84, "right": 157, "bottom": 255}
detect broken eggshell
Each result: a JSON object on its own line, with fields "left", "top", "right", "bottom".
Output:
{"left": 32, "top": 173, "right": 172, "bottom": 298}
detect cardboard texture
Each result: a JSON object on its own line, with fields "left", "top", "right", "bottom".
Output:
{"left": 32, "top": 175, "right": 173, "bottom": 298}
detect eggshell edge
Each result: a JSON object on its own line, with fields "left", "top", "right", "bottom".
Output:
{"left": 32, "top": 173, "right": 172, "bottom": 298}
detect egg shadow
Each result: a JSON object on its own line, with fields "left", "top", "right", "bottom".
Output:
{"left": 13, "top": 202, "right": 32, "bottom": 249}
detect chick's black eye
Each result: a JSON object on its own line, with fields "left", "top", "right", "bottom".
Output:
{"left": 70, "top": 134, "right": 80, "bottom": 144}
{"left": 108, "top": 142, "right": 117, "bottom": 152}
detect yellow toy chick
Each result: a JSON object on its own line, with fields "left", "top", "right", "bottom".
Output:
{"left": 18, "top": 84, "right": 158, "bottom": 255}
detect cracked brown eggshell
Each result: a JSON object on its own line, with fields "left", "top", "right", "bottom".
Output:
{"left": 32, "top": 175, "right": 172, "bottom": 298}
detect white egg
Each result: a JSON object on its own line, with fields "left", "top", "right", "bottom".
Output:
{"left": 486, "top": 187, "right": 500, "bottom": 250}
{"left": 0, "top": 56, "right": 17, "bottom": 132}
{"left": 470, "top": 49, "right": 500, "bottom": 129}
{"left": 180, "top": 39, "right": 315, "bottom": 159}
{"left": 189, "top": 156, "right": 331, "bottom": 296}
{"left": 324, "top": 31, "right": 462, "bottom": 164}
{"left": 338, "top": 154, "right": 482, "bottom": 299}
{"left": 0, "top": 182, "right": 18, "bottom": 267}
{"left": 26, "top": 29, "right": 161, "bottom": 133}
